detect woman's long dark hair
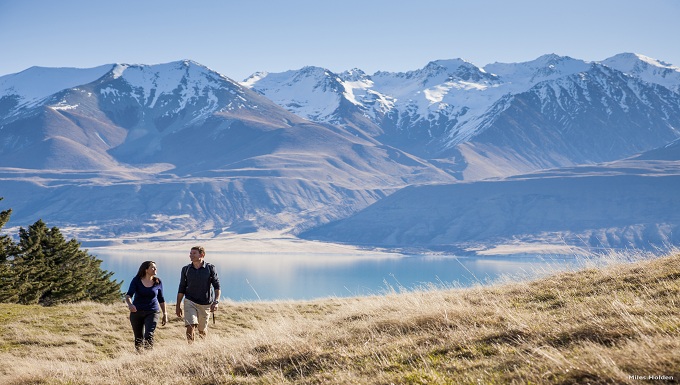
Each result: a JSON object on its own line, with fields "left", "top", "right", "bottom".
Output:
{"left": 136, "top": 260, "right": 161, "bottom": 285}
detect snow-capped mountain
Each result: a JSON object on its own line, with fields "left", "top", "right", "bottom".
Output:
{"left": 1, "top": 60, "right": 262, "bottom": 171}
{"left": 243, "top": 58, "right": 507, "bottom": 157}
{"left": 0, "top": 60, "right": 454, "bottom": 239}
{"left": 0, "top": 65, "right": 113, "bottom": 118}
{"left": 603, "top": 53, "right": 680, "bottom": 94}
{"left": 460, "top": 63, "right": 680, "bottom": 179}
{"left": 244, "top": 53, "right": 680, "bottom": 179}
{"left": 241, "top": 66, "right": 346, "bottom": 124}
{"left": 2, "top": 54, "right": 679, "bottom": 251}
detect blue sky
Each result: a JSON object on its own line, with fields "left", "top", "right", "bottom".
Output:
{"left": 1, "top": 0, "right": 678, "bottom": 81}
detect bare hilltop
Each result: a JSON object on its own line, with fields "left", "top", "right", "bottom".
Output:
{"left": 1, "top": 250, "right": 678, "bottom": 384}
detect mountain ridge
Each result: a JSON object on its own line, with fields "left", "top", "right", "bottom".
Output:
{"left": 245, "top": 53, "right": 680, "bottom": 182}
{"left": 0, "top": 59, "right": 455, "bottom": 240}
{"left": 1, "top": 53, "right": 679, "bottom": 251}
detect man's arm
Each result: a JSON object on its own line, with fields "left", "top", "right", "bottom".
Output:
{"left": 211, "top": 289, "right": 221, "bottom": 312}
{"left": 210, "top": 265, "right": 221, "bottom": 312}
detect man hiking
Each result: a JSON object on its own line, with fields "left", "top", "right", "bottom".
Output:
{"left": 176, "top": 246, "right": 221, "bottom": 342}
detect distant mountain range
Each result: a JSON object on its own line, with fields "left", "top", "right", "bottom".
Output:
{"left": 244, "top": 53, "right": 680, "bottom": 179}
{"left": 1, "top": 53, "right": 679, "bottom": 252}
{"left": 0, "top": 61, "right": 453, "bottom": 240}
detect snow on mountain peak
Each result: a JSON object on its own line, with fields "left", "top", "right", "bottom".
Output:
{"left": 484, "top": 54, "right": 590, "bottom": 85}
{"left": 634, "top": 53, "right": 677, "bottom": 69}
{"left": 425, "top": 58, "right": 468, "bottom": 72}
{"left": 425, "top": 59, "right": 497, "bottom": 83}
{"left": 111, "top": 64, "right": 129, "bottom": 79}
{"left": 338, "top": 69, "right": 377, "bottom": 109}
{"left": 602, "top": 53, "right": 680, "bottom": 93}
{"left": 372, "top": 58, "right": 492, "bottom": 87}
{"left": 605, "top": 53, "right": 678, "bottom": 70}
{"left": 0, "top": 64, "right": 113, "bottom": 110}
{"left": 340, "top": 68, "right": 369, "bottom": 82}
{"left": 102, "top": 60, "right": 241, "bottom": 111}
{"left": 241, "top": 71, "right": 269, "bottom": 87}
{"left": 240, "top": 66, "right": 342, "bottom": 122}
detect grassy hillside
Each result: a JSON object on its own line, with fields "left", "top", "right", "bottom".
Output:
{"left": 1, "top": 251, "right": 678, "bottom": 384}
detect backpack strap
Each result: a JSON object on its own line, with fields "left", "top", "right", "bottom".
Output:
{"left": 206, "top": 262, "right": 215, "bottom": 281}
{"left": 179, "top": 264, "right": 190, "bottom": 292}
{"left": 183, "top": 263, "right": 214, "bottom": 279}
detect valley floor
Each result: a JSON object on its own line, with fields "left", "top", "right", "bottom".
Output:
{"left": 1, "top": 250, "right": 678, "bottom": 384}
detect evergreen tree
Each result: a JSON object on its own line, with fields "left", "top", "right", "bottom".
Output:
{"left": 0, "top": 197, "right": 12, "bottom": 262}
{"left": 13, "top": 221, "right": 52, "bottom": 304}
{"left": 0, "top": 198, "right": 18, "bottom": 301}
{"left": 12, "top": 220, "right": 123, "bottom": 305}
{"left": 0, "top": 198, "right": 122, "bottom": 305}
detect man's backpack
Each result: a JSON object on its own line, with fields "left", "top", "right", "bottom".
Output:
{"left": 181, "top": 262, "right": 217, "bottom": 301}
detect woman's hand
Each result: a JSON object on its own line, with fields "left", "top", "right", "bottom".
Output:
{"left": 161, "top": 313, "right": 168, "bottom": 326}
{"left": 128, "top": 304, "right": 137, "bottom": 313}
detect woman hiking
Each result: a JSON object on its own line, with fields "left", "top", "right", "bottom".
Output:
{"left": 125, "top": 261, "right": 168, "bottom": 351}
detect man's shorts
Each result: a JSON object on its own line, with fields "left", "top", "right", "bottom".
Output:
{"left": 183, "top": 298, "right": 212, "bottom": 331}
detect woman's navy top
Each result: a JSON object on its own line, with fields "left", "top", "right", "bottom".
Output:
{"left": 126, "top": 276, "right": 165, "bottom": 311}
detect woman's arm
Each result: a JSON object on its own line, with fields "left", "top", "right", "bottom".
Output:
{"left": 125, "top": 295, "right": 137, "bottom": 312}
{"left": 125, "top": 277, "right": 138, "bottom": 312}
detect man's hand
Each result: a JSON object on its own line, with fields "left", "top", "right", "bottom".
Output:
{"left": 161, "top": 313, "right": 168, "bottom": 326}
{"left": 175, "top": 303, "right": 183, "bottom": 318}
{"left": 210, "top": 302, "right": 219, "bottom": 312}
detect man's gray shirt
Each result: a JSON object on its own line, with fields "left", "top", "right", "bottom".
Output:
{"left": 178, "top": 262, "right": 220, "bottom": 305}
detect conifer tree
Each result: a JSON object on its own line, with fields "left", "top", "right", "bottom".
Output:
{"left": 0, "top": 198, "right": 18, "bottom": 301}
{"left": 0, "top": 198, "right": 122, "bottom": 306}
{"left": 12, "top": 220, "right": 123, "bottom": 305}
{"left": 0, "top": 197, "right": 12, "bottom": 262}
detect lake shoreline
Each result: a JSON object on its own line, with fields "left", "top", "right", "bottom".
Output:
{"left": 91, "top": 231, "right": 589, "bottom": 302}
{"left": 84, "top": 229, "right": 590, "bottom": 258}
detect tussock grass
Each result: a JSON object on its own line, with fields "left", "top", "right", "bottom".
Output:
{"left": 1, "top": 250, "right": 679, "bottom": 384}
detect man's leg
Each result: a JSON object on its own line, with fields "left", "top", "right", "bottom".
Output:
{"left": 196, "top": 303, "right": 211, "bottom": 339}
{"left": 185, "top": 324, "right": 197, "bottom": 342}
{"left": 183, "top": 299, "right": 200, "bottom": 343}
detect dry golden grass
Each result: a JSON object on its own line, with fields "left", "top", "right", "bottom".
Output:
{"left": 1, "top": 250, "right": 679, "bottom": 384}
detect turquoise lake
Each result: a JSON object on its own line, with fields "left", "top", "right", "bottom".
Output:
{"left": 95, "top": 249, "right": 583, "bottom": 302}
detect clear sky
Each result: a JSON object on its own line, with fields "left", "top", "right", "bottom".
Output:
{"left": 1, "top": 0, "right": 678, "bottom": 81}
